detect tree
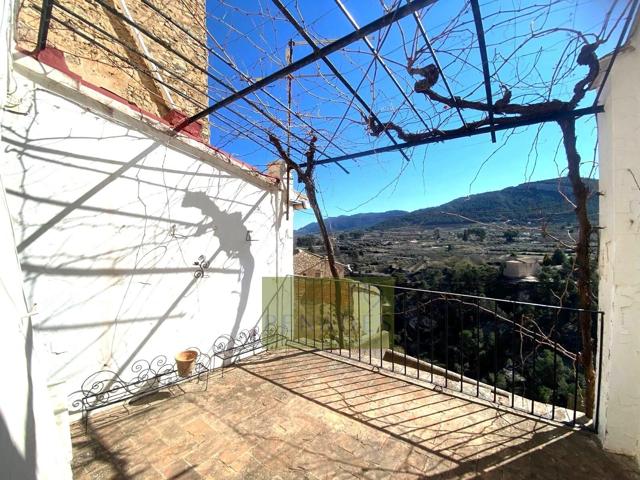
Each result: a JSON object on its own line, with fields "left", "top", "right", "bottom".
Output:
{"left": 296, "top": 235, "right": 316, "bottom": 248}
{"left": 503, "top": 230, "right": 519, "bottom": 243}
{"left": 363, "top": 27, "right": 610, "bottom": 418}
{"left": 551, "top": 248, "right": 567, "bottom": 266}
{"left": 468, "top": 227, "right": 487, "bottom": 242}
{"left": 269, "top": 134, "right": 345, "bottom": 348}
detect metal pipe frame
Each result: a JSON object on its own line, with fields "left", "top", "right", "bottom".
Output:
{"left": 411, "top": 8, "right": 467, "bottom": 128}
{"left": 176, "top": 0, "right": 437, "bottom": 131}
{"left": 303, "top": 105, "right": 603, "bottom": 167}
{"left": 593, "top": 0, "right": 640, "bottom": 107}
{"left": 470, "top": 0, "right": 496, "bottom": 143}
{"left": 272, "top": 0, "right": 412, "bottom": 163}
{"left": 40, "top": 4, "right": 310, "bottom": 160}
{"left": 86, "top": 0, "right": 318, "bottom": 150}
{"left": 140, "top": 0, "right": 353, "bottom": 167}
{"left": 35, "top": 0, "right": 55, "bottom": 51}
{"left": 334, "top": 0, "right": 431, "bottom": 131}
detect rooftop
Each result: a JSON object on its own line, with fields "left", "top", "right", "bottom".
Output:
{"left": 71, "top": 348, "right": 638, "bottom": 479}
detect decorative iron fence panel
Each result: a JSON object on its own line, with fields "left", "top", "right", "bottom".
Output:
{"left": 68, "top": 322, "right": 287, "bottom": 427}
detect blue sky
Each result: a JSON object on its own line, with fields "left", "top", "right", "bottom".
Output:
{"left": 203, "top": 1, "right": 622, "bottom": 229}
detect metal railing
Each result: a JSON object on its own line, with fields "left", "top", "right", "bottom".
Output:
{"left": 68, "top": 322, "right": 286, "bottom": 428}
{"left": 288, "top": 275, "right": 604, "bottom": 430}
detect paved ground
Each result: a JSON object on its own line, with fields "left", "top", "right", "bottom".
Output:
{"left": 71, "top": 348, "right": 639, "bottom": 479}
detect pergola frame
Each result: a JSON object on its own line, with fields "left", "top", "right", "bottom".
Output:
{"left": 33, "top": 0, "right": 636, "bottom": 168}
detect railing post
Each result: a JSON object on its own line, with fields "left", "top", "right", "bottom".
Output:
{"left": 312, "top": 277, "right": 317, "bottom": 347}
{"left": 510, "top": 306, "right": 517, "bottom": 409}
{"left": 347, "top": 281, "right": 351, "bottom": 358}
{"left": 329, "top": 281, "right": 339, "bottom": 353}
{"left": 293, "top": 277, "right": 298, "bottom": 342}
{"left": 321, "top": 278, "right": 325, "bottom": 351}
{"left": 552, "top": 339, "right": 558, "bottom": 421}
{"left": 390, "top": 285, "right": 394, "bottom": 372}
{"left": 380, "top": 285, "right": 384, "bottom": 369}
{"left": 357, "top": 283, "right": 361, "bottom": 362}
{"left": 459, "top": 299, "right": 464, "bottom": 393}
{"left": 303, "top": 276, "right": 307, "bottom": 343}
{"left": 476, "top": 299, "right": 481, "bottom": 398}
{"left": 492, "top": 301, "right": 498, "bottom": 403}
{"left": 531, "top": 327, "right": 537, "bottom": 415}
{"left": 417, "top": 300, "right": 421, "bottom": 380}
{"left": 430, "top": 293, "right": 435, "bottom": 384}
{"left": 368, "top": 283, "right": 372, "bottom": 366}
{"left": 403, "top": 293, "right": 408, "bottom": 376}
{"left": 572, "top": 311, "right": 579, "bottom": 426}
{"left": 445, "top": 295, "right": 449, "bottom": 389}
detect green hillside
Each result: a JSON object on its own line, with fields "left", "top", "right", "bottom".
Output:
{"left": 295, "top": 178, "right": 598, "bottom": 234}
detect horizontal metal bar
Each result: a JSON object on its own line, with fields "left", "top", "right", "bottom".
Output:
{"left": 288, "top": 272, "right": 605, "bottom": 314}
{"left": 175, "top": 0, "right": 437, "bottom": 131}
{"left": 305, "top": 105, "right": 603, "bottom": 166}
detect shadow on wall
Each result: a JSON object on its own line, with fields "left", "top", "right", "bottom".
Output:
{"left": 182, "top": 191, "right": 255, "bottom": 346}
{"left": 0, "top": 318, "right": 37, "bottom": 480}
{"left": 4, "top": 123, "right": 271, "bottom": 387}
{"left": 0, "top": 414, "right": 35, "bottom": 480}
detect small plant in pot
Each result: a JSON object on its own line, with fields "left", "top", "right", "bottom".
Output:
{"left": 175, "top": 350, "right": 198, "bottom": 378}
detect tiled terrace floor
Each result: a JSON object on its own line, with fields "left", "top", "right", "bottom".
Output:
{"left": 71, "top": 348, "right": 639, "bottom": 479}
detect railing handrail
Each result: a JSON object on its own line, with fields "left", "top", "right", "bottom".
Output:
{"left": 289, "top": 274, "right": 603, "bottom": 315}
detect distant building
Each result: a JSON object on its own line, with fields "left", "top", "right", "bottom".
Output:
{"left": 503, "top": 256, "right": 541, "bottom": 281}
{"left": 293, "top": 248, "right": 348, "bottom": 277}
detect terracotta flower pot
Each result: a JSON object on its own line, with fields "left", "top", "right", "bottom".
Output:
{"left": 175, "top": 350, "right": 198, "bottom": 378}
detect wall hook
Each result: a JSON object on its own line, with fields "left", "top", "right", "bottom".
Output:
{"left": 193, "top": 255, "right": 209, "bottom": 278}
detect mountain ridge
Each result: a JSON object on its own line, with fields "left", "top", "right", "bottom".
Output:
{"left": 295, "top": 178, "right": 598, "bottom": 234}
{"left": 296, "top": 210, "right": 408, "bottom": 234}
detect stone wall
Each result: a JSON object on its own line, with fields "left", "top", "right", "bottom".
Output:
{"left": 16, "top": 0, "right": 208, "bottom": 138}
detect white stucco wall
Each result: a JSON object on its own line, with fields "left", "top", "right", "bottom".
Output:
{"left": 0, "top": 0, "right": 72, "bottom": 476}
{"left": 0, "top": 54, "right": 293, "bottom": 408}
{"left": 596, "top": 18, "right": 640, "bottom": 462}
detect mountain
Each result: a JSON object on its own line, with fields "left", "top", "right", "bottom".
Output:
{"left": 296, "top": 210, "right": 407, "bottom": 234}
{"left": 377, "top": 178, "right": 598, "bottom": 229}
{"left": 295, "top": 178, "right": 598, "bottom": 234}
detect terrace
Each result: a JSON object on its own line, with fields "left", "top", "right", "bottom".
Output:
{"left": 2, "top": 0, "right": 640, "bottom": 478}
{"left": 71, "top": 349, "right": 637, "bottom": 479}
{"left": 68, "top": 278, "right": 639, "bottom": 479}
